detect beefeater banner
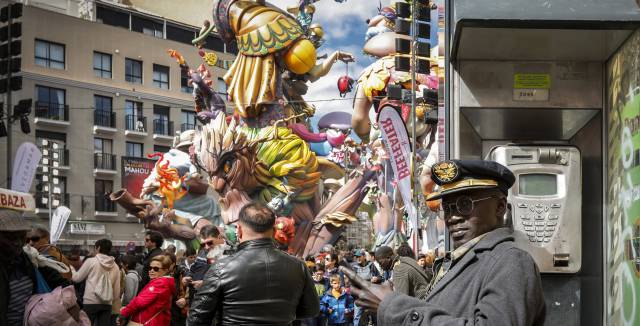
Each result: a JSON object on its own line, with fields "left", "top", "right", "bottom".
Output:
{"left": 377, "top": 106, "right": 418, "bottom": 252}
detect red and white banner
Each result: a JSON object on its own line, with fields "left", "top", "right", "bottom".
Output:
{"left": 0, "top": 188, "right": 35, "bottom": 211}
{"left": 377, "top": 106, "right": 418, "bottom": 251}
{"left": 11, "top": 142, "right": 41, "bottom": 193}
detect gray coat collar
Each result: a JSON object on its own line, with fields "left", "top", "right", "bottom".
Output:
{"left": 426, "top": 227, "right": 514, "bottom": 299}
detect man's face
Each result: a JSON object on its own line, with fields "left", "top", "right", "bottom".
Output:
{"left": 441, "top": 189, "right": 505, "bottom": 248}
{"left": 313, "top": 270, "right": 324, "bottom": 282}
{"left": 186, "top": 254, "right": 196, "bottom": 265}
{"left": 324, "top": 255, "right": 335, "bottom": 268}
{"left": 357, "top": 255, "right": 366, "bottom": 264}
{"left": 144, "top": 236, "right": 155, "bottom": 249}
{"left": 376, "top": 255, "right": 393, "bottom": 271}
{"left": 201, "top": 235, "right": 224, "bottom": 253}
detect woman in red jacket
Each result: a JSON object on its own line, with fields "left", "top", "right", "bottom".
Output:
{"left": 118, "top": 255, "right": 176, "bottom": 326}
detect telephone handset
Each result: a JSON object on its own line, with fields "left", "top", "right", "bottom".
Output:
{"left": 489, "top": 145, "right": 581, "bottom": 273}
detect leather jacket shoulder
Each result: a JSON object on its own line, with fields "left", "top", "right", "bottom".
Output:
{"left": 188, "top": 238, "right": 320, "bottom": 325}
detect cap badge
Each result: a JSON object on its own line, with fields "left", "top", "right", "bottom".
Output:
{"left": 432, "top": 161, "right": 459, "bottom": 183}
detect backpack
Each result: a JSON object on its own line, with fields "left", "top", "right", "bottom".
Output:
{"left": 94, "top": 265, "right": 113, "bottom": 303}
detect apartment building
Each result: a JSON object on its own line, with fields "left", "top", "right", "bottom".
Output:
{"left": 0, "top": 0, "right": 235, "bottom": 251}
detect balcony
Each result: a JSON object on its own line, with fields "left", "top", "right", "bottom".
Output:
{"left": 94, "top": 110, "right": 117, "bottom": 134}
{"left": 181, "top": 123, "right": 196, "bottom": 132}
{"left": 93, "top": 152, "right": 117, "bottom": 176}
{"left": 153, "top": 118, "right": 174, "bottom": 141}
{"left": 125, "top": 115, "right": 148, "bottom": 138}
{"left": 34, "top": 102, "right": 70, "bottom": 127}
{"left": 95, "top": 194, "right": 117, "bottom": 217}
{"left": 35, "top": 192, "right": 70, "bottom": 214}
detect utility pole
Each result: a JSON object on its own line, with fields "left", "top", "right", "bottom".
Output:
{"left": 5, "top": 1, "right": 12, "bottom": 186}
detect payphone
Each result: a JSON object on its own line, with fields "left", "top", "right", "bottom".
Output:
{"left": 489, "top": 145, "right": 581, "bottom": 273}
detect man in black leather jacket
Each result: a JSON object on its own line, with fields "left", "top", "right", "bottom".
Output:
{"left": 188, "top": 202, "right": 320, "bottom": 325}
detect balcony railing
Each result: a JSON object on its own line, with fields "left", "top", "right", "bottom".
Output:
{"left": 94, "top": 110, "right": 116, "bottom": 128}
{"left": 35, "top": 102, "right": 69, "bottom": 121}
{"left": 38, "top": 146, "right": 70, "bottom": 166}
{"left": 35, "top": 192, "right": 70, "bottom": 209}
{"left": 181, "top": 123, "right": 195, "bottom": 132}
{"left": 94, "top": 152, "right": 116, "bottom": 170}
{"left": 125, "top": 115, "right": 147, "bottom": 132}
{"left": 153, "top": 119, "right": 174, "bottom": 136}
{"left": 95, "top": 195, "right": 116, "bottom": 212}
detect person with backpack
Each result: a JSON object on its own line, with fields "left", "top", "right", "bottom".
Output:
{"left": 72, "top": 238, "right": 121, "bottom": 326}
{"left": 122, "top": 255, "right": 141, "bottom": 306}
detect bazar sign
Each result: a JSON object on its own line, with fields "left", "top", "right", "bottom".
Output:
{"left": 0, "top": 188, "right": 35, "bottom": 211}
{"left": 69, "top": 222, "right": 106, "bottom": 235}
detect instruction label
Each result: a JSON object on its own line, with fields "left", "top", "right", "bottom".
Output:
{"left": 514, "top": 73, "right": 551, "bottom": 89}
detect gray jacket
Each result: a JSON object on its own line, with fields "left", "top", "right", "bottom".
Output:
{"left": 392, "top": 256, "right": 431, "bottom": 299}
{"left": 378, "top": 227, "right": 546, "bottom": 326}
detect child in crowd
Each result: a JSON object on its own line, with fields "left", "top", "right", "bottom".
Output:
{"left": 320, "top": 275, "right": 354, "bottom": 326}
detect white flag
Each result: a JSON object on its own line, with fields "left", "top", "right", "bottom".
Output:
{"left": 50, "top": 206, "right": 71, "bottom": 245}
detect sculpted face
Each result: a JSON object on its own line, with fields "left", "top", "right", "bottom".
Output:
{"left": 208, "top": 147, "right": 259, "bottom": 224}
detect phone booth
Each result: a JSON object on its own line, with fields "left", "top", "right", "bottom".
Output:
{"left": 446, "top": 1, "right": 640, "bottom": 325}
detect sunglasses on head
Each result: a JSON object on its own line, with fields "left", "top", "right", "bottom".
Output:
{"left": 149, "top": 266, "right": 164, "bottom": 272}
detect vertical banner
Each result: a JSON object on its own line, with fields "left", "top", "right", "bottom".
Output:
{"left": 50, "top": 206, "right": 71, "bottom": 245}
{"left": 377, "top": 106, "right": 418, "bottom": 252}
{"left": 121, "top": 157, "right": 156, "bottom": 198}
{"left": 606, "top": 29, "right": 640, "bottom": 326}
{"left": 11, "top": 142, "right": 42, "bottom": 193}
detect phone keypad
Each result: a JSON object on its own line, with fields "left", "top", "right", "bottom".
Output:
{"left": 516, "top": 202, "right": 561, "bottom": 245}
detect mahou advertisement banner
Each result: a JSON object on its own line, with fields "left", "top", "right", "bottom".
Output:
{"left": 121, "top": 157, "right": 156, "bottom": 198}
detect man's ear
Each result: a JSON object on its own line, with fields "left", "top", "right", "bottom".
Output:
{"left": 236, "top": 223, "right": 243, "bottom": 241}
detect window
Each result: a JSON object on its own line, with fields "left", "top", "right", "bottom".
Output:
{"left": 217, "top": 78, "right": 227, "bottom": 94}
{"left": 181, "top": 110, "right": 196, "bottom": 132}
{"left": 35, "top": 39, "right": 65, "bottom": 69}
{"left": 94, "top": 95, "right": 113, "bottom": 127}
{"left": 93, "top": 52, "right": 112, "bottom": 78}
{"left": 35, "top": 86, "right": 66, "bottom": 120}
{"left": 125, "top": 58, "right": 142, "bottom": 84}
{"left": 153, "top": 64, "right": 170, "bottom": 89}
{"left": 126, "top": 142, "right": 144, "bottom": 157}
{"left": 166, "top": 23, "right": 196, "bottom": 45}
{"left": 95, "top": 180, "right": 113, "bottom": 196}
{"left": 94, "top": 137, "right": 113, "bottom": 154}
{"left": 94, "top": 138, "right": 115, "bottom": 170}
{"left": 180, "top": 69, "right": 192, "bottom": 93}
{"left": 153, "top": 105, "right": 171, "bottom": 135}
{"left": 153, "top": 145, "right": 171, "bottom": 154}
{"left": 96, "top": 5, "right": 129, "bottom": 29}
{"left": 125, "top": 100, "right": 145, "bottom": 131}
{"left": 94, "top": 95, "right": 112, "bottom": 112}
{"left": 95, "top": 179, "right": 115, "bottom": 212}
{"left": 35, "top": 174, "right": 67, "bottom": 208}
{"left": 205, "top": 35, "right": 225, "bottom": 53}
{"left": 132, "top": 15, "right": 164, "bottom": 38}
{"left": 36, "top": 130, "right": 68, "bottom": 166}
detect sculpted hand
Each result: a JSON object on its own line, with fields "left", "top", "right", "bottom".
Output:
{"left": 336, "top": 51, "right": 355, "bottom": 63}
{"left": 340, "top": 266, "right": 393, "bottom": 313}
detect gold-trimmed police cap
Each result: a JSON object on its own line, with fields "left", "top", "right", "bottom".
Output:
{"left": 427, "top": 160, "right": 515, "bottom": 200}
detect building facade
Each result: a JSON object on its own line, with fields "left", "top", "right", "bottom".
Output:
{"left": 0, "top": 0, "right": 234, "bottom": 251}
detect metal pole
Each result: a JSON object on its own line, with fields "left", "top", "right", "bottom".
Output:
{"left": 6, "top": 1, "right": 12, "bottom": 187}
{"left": 443, "top": 0, "right": 451, "bottom": 252}
{"left": 410, "top": 0, "right": 419, "bottom": 256}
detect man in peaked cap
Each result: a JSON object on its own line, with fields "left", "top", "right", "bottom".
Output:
{"left": 342, "top": 160, "right": 546, "bottom": 326}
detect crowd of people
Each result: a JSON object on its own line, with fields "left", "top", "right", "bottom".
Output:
{"left": 2, "top": 159, "right": 548, "bottom": 326}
